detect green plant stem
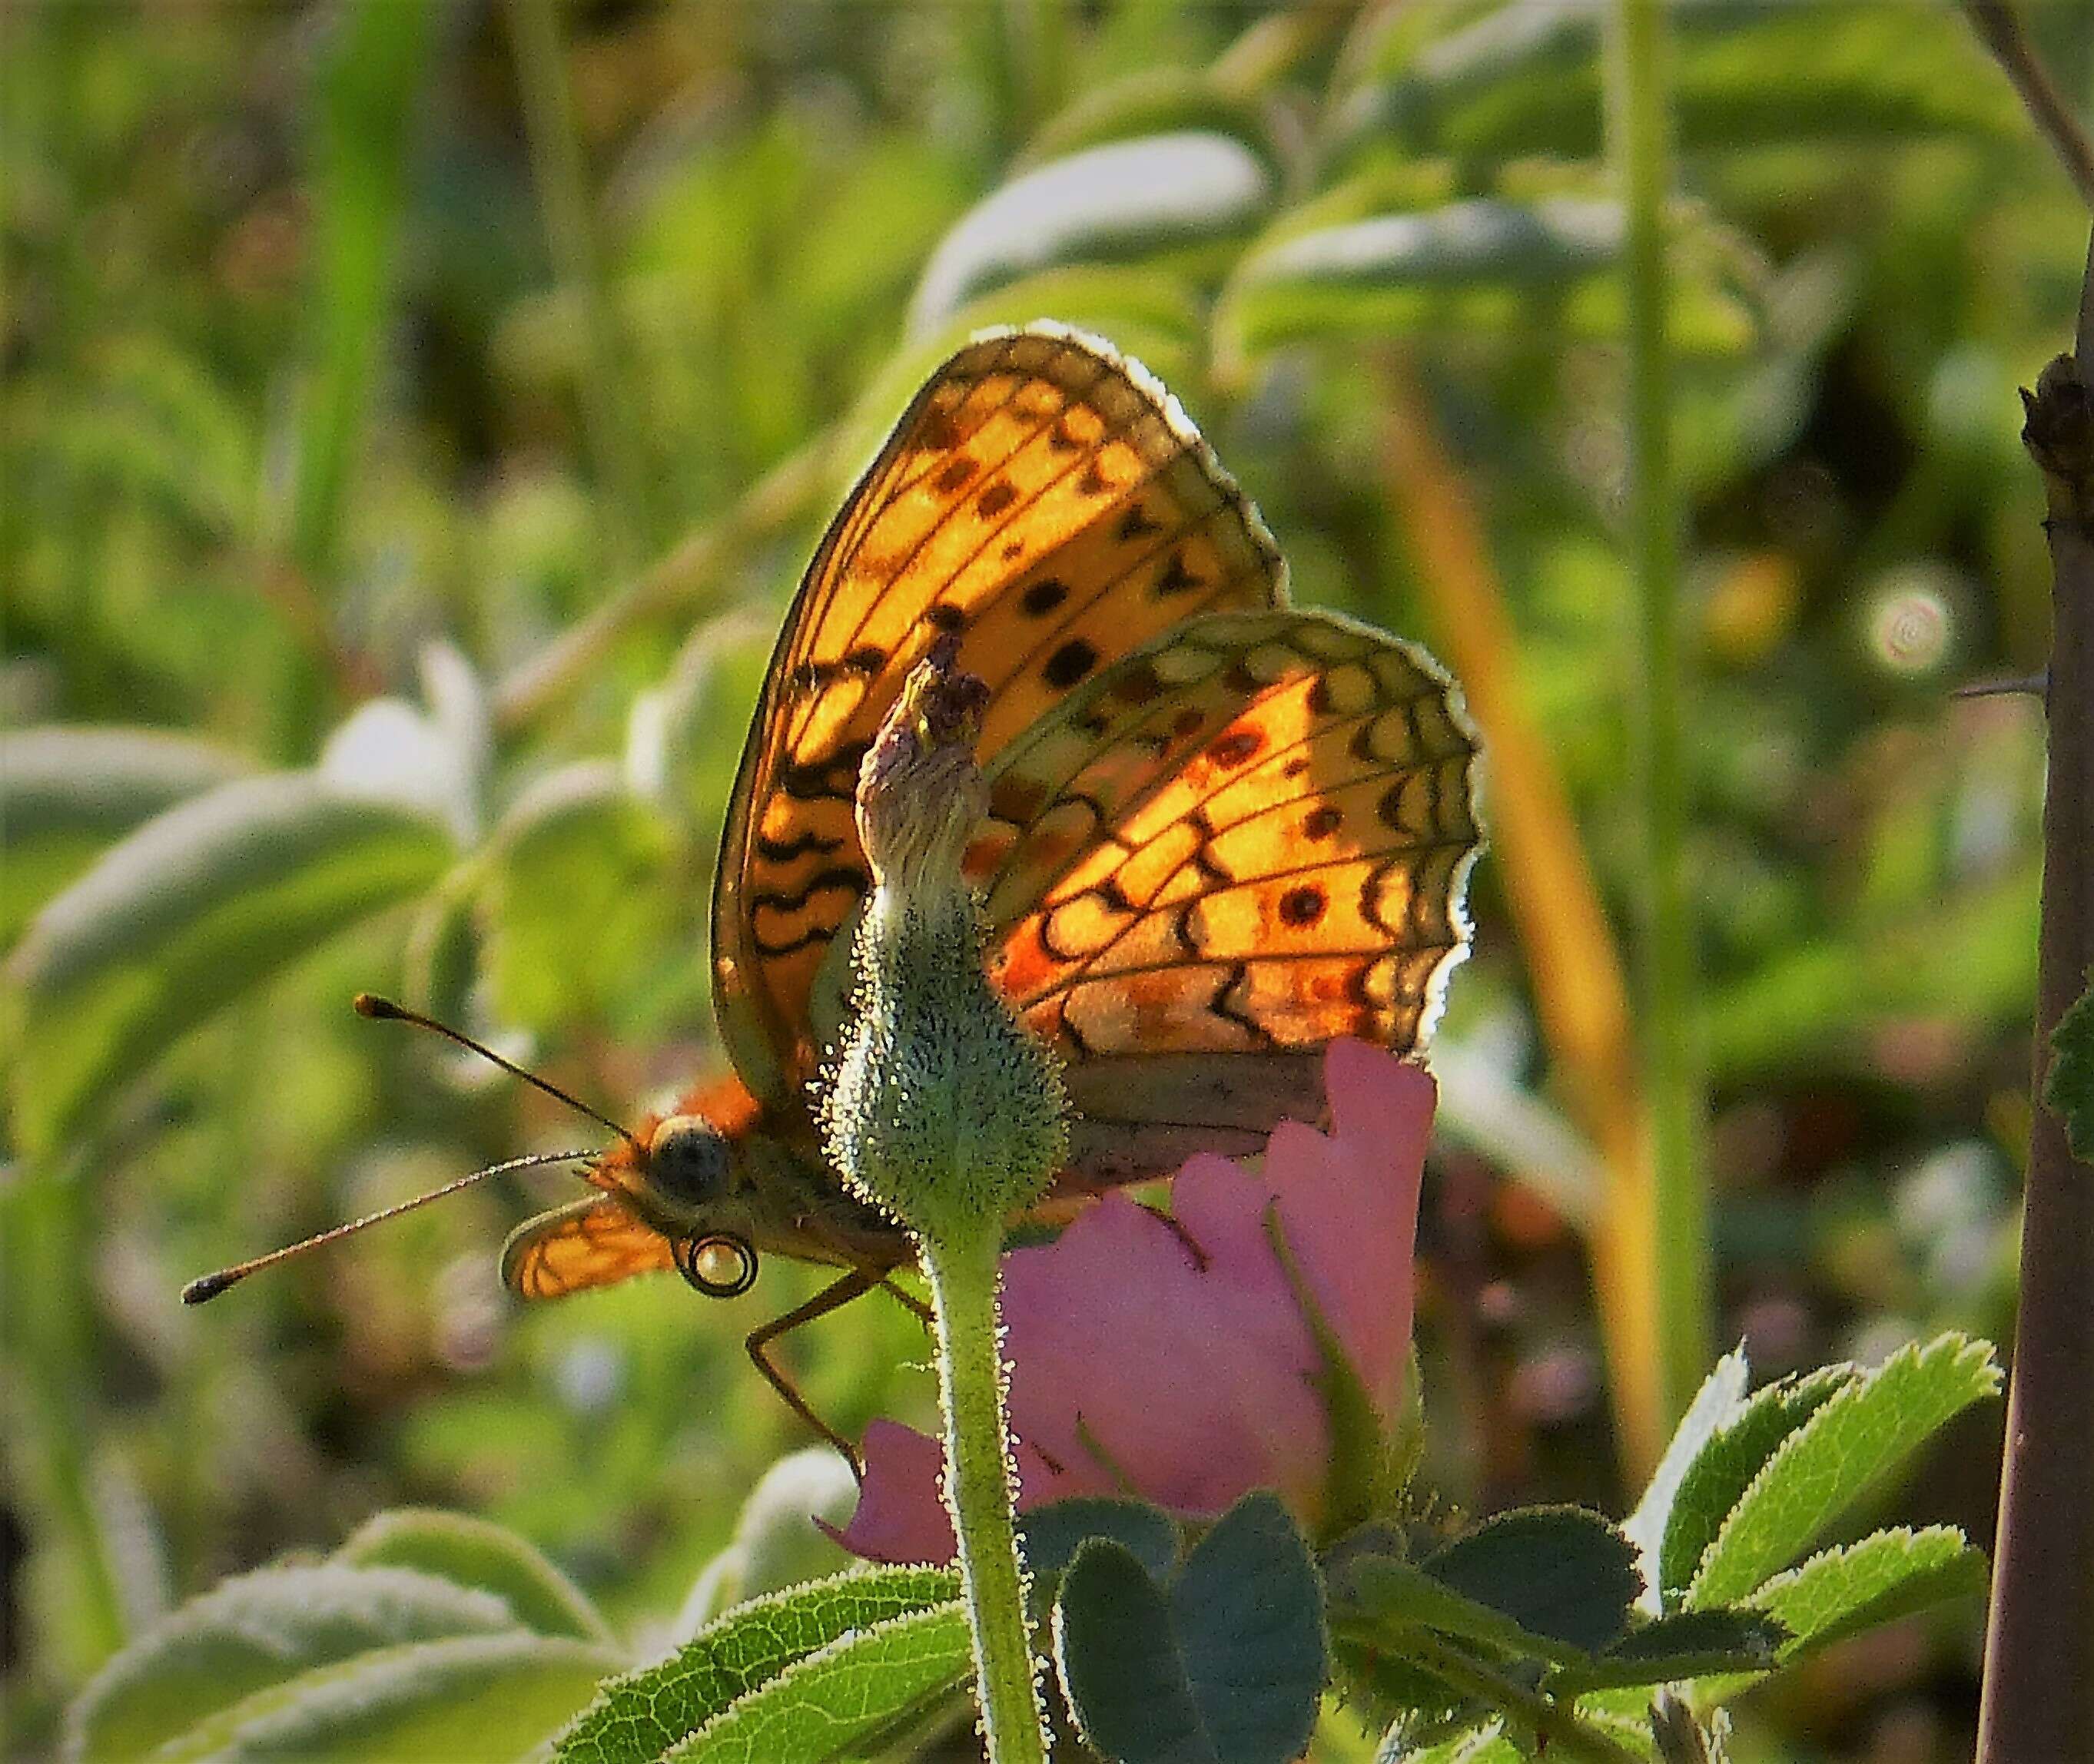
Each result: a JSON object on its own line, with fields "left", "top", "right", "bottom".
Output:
{"left": 918, "top": 1229, "right": 1047, "bottom": 1764}
{"left": 7, "top": 1163, "right": 128, "bottom": 1671}
{"left": 1399, "top": 1633, "right": 1646, "bottom": 1764}
{"left": 1962, "top": 0, "right": 2094, "bottom": 207}
{"left": 508, "top": 0, "right": 654, "bottom": 570}
{"left": 293, "top": 0, "right": 430, "bottom": 580}
{"left": 1604, "top": 0, "right": 1712, "bottom": 1429}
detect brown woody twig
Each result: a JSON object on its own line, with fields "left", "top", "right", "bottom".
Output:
{"left": 1974, "top": 230, "right": 2094, "bottom": 1763}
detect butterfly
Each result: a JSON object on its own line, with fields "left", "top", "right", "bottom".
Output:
{"left": 191, "top": 324, "right": 1482, "bottom": 1459}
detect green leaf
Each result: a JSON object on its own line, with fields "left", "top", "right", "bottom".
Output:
{"left": 1546, "top": 1610, "right": 1786, "bottom": 1693}
{"left": 1689, "top": 1335, "right": 2001, "bottom": 1609}
{"left": 553, "top": 1565, "right": 959, "bottom": 1764}
{"left": 1424, "top": 1508, "right": 1641, "bottom": 1654}
{"left": 1704, "top": 863, "right": 2041, "bottom": 1079}
{"left": 1021, "top": 68, "right": 1282, "bottom": 175}
{"left": 1055, "top": 1542, "right": 1200, "bottom": 1762}
{"left": 1169, "top": 1494, "right": 1327, "bottom": 1762}
{"left": 334, "top": 1509, "right": 612, "bottom": 1645}
{"left": 150, "top": 1633, "right": 616, "bottom": 1764}
{"left": 0, "top": 727, "right": 254, "bottom": 943}
{"left": 1624, "top": 1348, "right": 1751, "bottom": 1613}
{"left": 61, "top": 1563, "right": 521, "bottom": 1764}
{"left": 1379, "top": 1727, "right": 1521, "bottom": 1764}
{"left": 1746, "top": 1526, "right": 1987, "bottom": 1660}
{"left": 673, "top": 1448, "right": 863, "bottom": 1635}
{"left": 1336, "top": 1556, "right": 1590, "bottom": 1668}
{"left": 287, "top": 0, "right": 436, "bottom": 578}
{"left": 483, "top": 762, "right": 673, "bottom": 1033}
{"left": 1336, "top": 0, "right": 2019, "bottom": 166}
{"left": 664, "top": 1603, "right": 971, "bottom": 1763}
{"left": 1018, "top": 1496, "right": 1180, "bottom": 1616}
{"left": 3, "top": 774, "right": 453, "bottom": 1159}
{"left": 0, "top": 725, "right": 254, "bottom": 843}
{"left": 2045, "top": 970, "right": 2094, "bottom": 1162}
{"left": 908, "top": 131, "right": 1276, "bottom": 334}
{"left": 1658, "top": 1366, "right": 1851, "bottom": 1606}
{"left": 1054, "top": 1490, "right": 1325, "bottom": 1764}
{"left": 1214, "top": 198, "right": 1757, "bottom": 366}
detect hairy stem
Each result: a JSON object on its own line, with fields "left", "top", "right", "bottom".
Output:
{"left": 1605, "top": 0, "right": 1712, "bottom": 1428}
{"left": 920, "top": 1230, "right": 1048, "bottom": 1764}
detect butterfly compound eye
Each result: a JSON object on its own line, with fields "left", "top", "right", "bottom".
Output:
{"left": 674, "top": 1233, "right": 758, "bottom": 1298}
{"left": 649, "top": 1114, "right": 730, "bottom": 1205}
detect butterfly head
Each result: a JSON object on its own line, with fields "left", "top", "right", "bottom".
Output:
{"left": 644, "top": 1112, "right": 732, "bottom": 1205}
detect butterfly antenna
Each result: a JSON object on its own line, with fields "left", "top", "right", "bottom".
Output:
{"left": 181, "top": 1149, "right": 596, "bottom": 1303}
{"left": 353, "top": 993, "right": 642, "bottom": 1151}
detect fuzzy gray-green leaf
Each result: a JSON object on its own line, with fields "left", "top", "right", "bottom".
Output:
{"left": 334, "top": 1509, "right": 612, "bottom": 1645}
{"left": 151, "top": 1633, "right": 616, "bottom": 1763}
{"left": 5, "top": 773, "right": 452, "bottom": 1158}
{"left": 1216, "top": 197, "right": 1757, "bottom": 362}
{"left": 61, "top": 1563, "right": 520, "bottom": 1764}
{"left": 0, "top": 727, "right": 254, "bottom": 943}
{"left": 909, "top": 131, "right": 1274, "bottom": 334}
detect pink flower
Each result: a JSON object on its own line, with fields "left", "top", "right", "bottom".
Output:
{"left": 833, "top": 1040, "right": 1435, "bottom": 1562}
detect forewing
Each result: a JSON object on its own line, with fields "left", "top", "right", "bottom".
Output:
{"left": 501, "top": 1195, "right": 675, "bottom": 1301}
{"left": 975, "top": 609, "right": 1482, "bottom": 1184}
{"left": 712, "top": 324, "right": 1285, "bottom": 1100}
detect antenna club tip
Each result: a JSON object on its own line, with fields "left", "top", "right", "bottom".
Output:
{"left": 353, "top": 992, "right": 403, "bottom": 1020}
{"left": 181, "top": 1270, "right": 241, "bottom": 1305}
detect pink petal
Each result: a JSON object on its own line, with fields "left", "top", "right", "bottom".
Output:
{"left": 835, "top": 1040, "right": 1435, "bottom": 1559}
{"left": 1269, "top": 1043, "right": 1435, "bottom": 1414}
{"left": 1002, "top": 1185, "right": 1327, "bottom": 1518}
{"left": 826, "top": 1420, "right": 954, "bottom": 1563}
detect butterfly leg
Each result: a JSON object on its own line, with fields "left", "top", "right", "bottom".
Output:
{"left": 745, "top": 1267, "right": 881, "bottom": 1474}
{"left": 878, "top": 1275, "right": 934, "bottom": 1326}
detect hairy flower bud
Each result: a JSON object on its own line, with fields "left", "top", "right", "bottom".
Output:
{"left": 819, "top": 640, "right": 1067, "bottom": 1244}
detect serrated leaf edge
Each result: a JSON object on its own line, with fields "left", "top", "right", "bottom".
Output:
{"left": 1687, "top": 1335, "right": 1999, "bottom": 1607}
{"left": 548, "top": 1563, "right": 959, "bottom": 1761}
{"left": 663, "top": 1600, "right": 971, "bottom": 1763}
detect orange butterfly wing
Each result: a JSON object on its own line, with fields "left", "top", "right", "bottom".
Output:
{"left": 974, "top": 608, "right": 1481, "bottom": 1185}
{"left": 502, "top": 1195, "right": 675, "bottom": 1301}
{"left": 514, "top": 328, "right": 1480, "bottom": 1301}
{"left": 712, "top": 325, "right": 1286, "bottom": 1104}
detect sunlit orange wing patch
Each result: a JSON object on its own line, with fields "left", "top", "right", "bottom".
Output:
{"left": 712, "top": 325, "right": 1286, "bottom": 1101}
{"left": 974, "top": 609, "right": 1481, "bottom": 1184}
{"left": 502, "top": 1195, "right": 676, "bottom": 1301}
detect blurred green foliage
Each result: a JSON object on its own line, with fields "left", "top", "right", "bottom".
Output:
{"left": 2, "top": 1, "right": 2083, "bottom": 1757}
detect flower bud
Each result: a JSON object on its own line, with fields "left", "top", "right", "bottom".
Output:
{"left": 819, "top": 642, "right": 1067, "bottom": 1245}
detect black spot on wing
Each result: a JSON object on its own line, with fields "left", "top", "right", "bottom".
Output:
{"left": 1044, "top": 639, "right": 1100, "bottom": 690}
